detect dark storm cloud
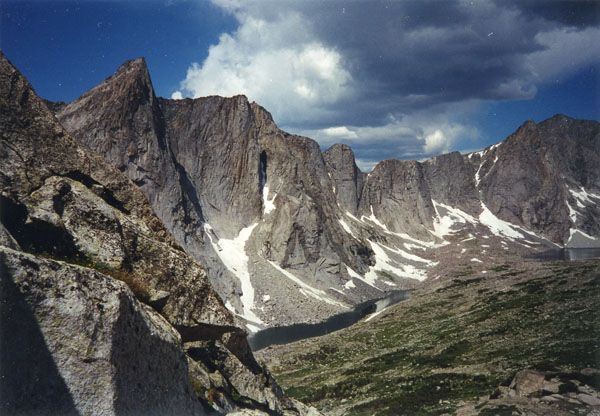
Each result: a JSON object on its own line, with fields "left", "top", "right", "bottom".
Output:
{"left": 181, "top": 0, "right": 599, "bottom": 164}
{"left": 501, "top": 0, "right": 600, "bottom": 28}
{"left": 287, "top": 0, "right": 545, "bottom": 126}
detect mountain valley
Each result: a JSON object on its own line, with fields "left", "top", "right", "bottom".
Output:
{"left": 1, "top": 52, "right": 599, "bottom": 416}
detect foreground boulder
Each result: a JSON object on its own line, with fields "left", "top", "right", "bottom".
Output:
{"left": 0, "top": 247, "right": 204, "bottom": 416}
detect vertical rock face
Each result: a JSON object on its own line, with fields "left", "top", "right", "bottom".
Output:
{"left": 0, "top": 52, "right": 316, "bottom": 415}
{"left": 57, "top": 58, "right": 206, "bottom": 257}
{"left": 54, "top": 57, "right": 600, "bottom": 329}
{"left": 359, "top": 159, "right": 436, "bottom": 239}
{"left": 160, "top": 96, "right": 263, "bottom": 238}
{"left": 323, "top": 143, "right": 365, "bottom": 215}
{"left": 422, "top": 151, "right": 480, "bottom": 212}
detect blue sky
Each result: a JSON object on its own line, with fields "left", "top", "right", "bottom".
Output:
{"left": 1, "top": 0, "right": 598, "bottom": 170}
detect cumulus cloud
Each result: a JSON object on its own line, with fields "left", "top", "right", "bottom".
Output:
{"left": 174, "top": 11, "right": 352, "bottom": 125}
{"left": 174, "top": 0, "right": 599, "bottom": 162}
{"left": 301, "top": 106, "right": 480, "bottom": 170}
{"left": 526, "top": 26, "right": 600, "bottom": 82}
{"left": 171, "top": 91, "right": 183, "bottom": 100}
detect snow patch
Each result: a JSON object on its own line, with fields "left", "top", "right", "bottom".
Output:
{"left": 404, "top": 243, "right": 424, "bottom": 251}
{"left": 567, "top": 199, "right": 578, "bottom": 223}
{"left": 345, "top": 211, "right": 361, "bottom": 222}
{"left": 358, "top": 207, "right": 445, "bottom": 248}
{"left": 567, "top": 228, "right": 599, "bottom": 247}
{"left": 471, "top": 258, "right": 483, "bottom": 263}
{"left": 344, "top": 279, "right": 356, "bottom": 289}
{"left": 339, "top": 218, "right": 358, "bottom": 239}
{"left": 431, "top": 200, "right": 477, "bottom": 238}
{"left": 570, "top": 186, "right": 600, "bottom": 208}
{"left": 346, "top": 265, "right": 382, "bottom": 291}
{"left": 225, "top": 300, "right": 236, "bottom": 314}
{"left": 364, "top": 240, "right": 429, "bottom": 283}
{"left": 204, "top": 223, "right": 264, "bottom": 331}
{"left": 363, "top": 205, "right": 389, "bottom": 230}
{"left": 262, "top": 186, "right": 276, "bottom": 215}
{"left": 379, "top": 242, "right": 438, "bottom": 266}
{"left": 479, "top": 202, "right": 524, "bottom": 240}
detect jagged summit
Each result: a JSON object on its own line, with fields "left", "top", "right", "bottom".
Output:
{"left": 102, "top": 56, "right": 150, "bottom": 84}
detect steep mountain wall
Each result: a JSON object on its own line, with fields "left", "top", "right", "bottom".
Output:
{"left": 56, "top": 58, "right": 600, "bottom": 329}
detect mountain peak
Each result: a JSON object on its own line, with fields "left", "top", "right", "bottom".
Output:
{"left": 110, "top": 57, "right": 149, "bottom": 79}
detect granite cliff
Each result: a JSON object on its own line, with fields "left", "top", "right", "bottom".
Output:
{"left": 55, "top": 58, "right": 600, "bottom": 330}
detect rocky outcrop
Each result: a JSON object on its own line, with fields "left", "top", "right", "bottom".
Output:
{"left": 456, "top": 368, "right": 600, "bottom": 415}
{"left": 421, "top": 151, "right": 480, "bottom": 213}
{"left": 358, "top": 159, "right": 436, "bottom": 239}
{"left": 0, "top": 247, "right": 203, "bottom": 416}
{"left": 0, "top": 52, "right": 317, "bottom": 415}
{"left": 0, "top": 52, "right": 232, "bottom": 333}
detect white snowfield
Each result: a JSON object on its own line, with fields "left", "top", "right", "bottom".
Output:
{"left": 346, "top": 265, "right": 382, "bottom": 291}
{"left": 567, "top": 228, "right": 599, "bottom": 246}
{"left": 431, "top": 200, "right": 477, "bottom": 238}
{"left": 478, "top": 202, "right": 524, "bottom": 240}
{"left": 570, "top": 186, "right": 600, "bottom": 208}
{"left": 262, "top": 185, "right": 276, "bottom": 215}
{"left": 344, "top": 279, "right": 356, "bottom": 289}
{"left": 364, "top": 240, "right": 429, "bottom": 283}
{"left": 204, "top": 223, "right": 264, "bottom": 332}
{"left": 378, "top": 241, "right": 437, "bottom": 266}
{"left": 356, "top": 207, "right": 445, "bottom": 248}
{"left": 567, "top": 198, "right": 579, "bottom": 223}
{"left": 473, "top": 143, "right": 501, "bottom": 187}
{"left": 565, "top": 187, "right": 600, "bottom": 248}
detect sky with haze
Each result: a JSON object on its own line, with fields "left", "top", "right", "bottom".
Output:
{"left": 1, "top": 0, "right": 599, "bottom": 170}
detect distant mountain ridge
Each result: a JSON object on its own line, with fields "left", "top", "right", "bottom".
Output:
{"left": 55, "top": 57, "right": 600, "bottom": 330}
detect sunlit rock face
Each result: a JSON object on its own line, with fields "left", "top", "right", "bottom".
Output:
{"left": 56, "top": 58, "right": 600, "bottom": 329}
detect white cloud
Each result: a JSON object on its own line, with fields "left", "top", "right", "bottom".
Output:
{"left": 322, "top": 126, "right": 358, "bottom": 139}
{"left": 301, "top": 111, "right": 479, "bottom": 161}
{"left": 174, "top": 11, "right": 353, "bottom": 125}
{"left": 171, "top": 91, "right": 183, "bottom": 100}
{"left": 355, "top": 159, "right": 380, "bottom": 172}
{"left": 422, "top": 123, "right": 479, "bottom": 155}
{"left": 526, "top": 26, "right": 600, "bottom": 82}
{"left": 301, "top": 121, "right": 418, "bottom": 146}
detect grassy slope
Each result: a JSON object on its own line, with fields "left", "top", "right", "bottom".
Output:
{"left": 259, "top": 260, "right": 600, "bottom": 415}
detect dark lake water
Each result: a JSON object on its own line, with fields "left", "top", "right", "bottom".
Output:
{"left": 529, "top": 248, "right": 600, "bottom": 261}
{"left": 249, "top": 290, "right": 410, "bottom": 351}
